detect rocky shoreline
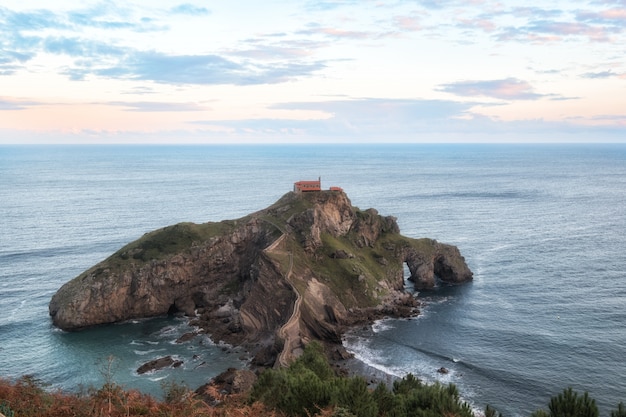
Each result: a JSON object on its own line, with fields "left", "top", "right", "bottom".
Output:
{"left": 50, "top": 189, "right": 472, "bottom": 382}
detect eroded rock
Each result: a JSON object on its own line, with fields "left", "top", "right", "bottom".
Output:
{"left": 49, "top": 190, "right": 472, "bottom": 367}
{"left": 137, "top": 356, "right": 183, "bottom": 374}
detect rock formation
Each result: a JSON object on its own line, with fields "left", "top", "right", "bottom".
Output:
{"left": 49, "top": 190, "right": 472, "bottom": 366}
{"left": 136, "top": 356, "right": 183, "bottom": 374}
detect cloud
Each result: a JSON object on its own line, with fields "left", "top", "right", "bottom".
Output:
{"left": 511, "top": 7, "right": 564, "bottom": 19}
{"left": 169, "top": 4, "right": 211, "bottom": 16}
{"left": 577, "top": 8, "right": 626, "bottom": 23}
{"left": 298, "top": 25, "right": 374, "bottom": 40}
{"left": 65, "top": 3, "right": 168, "bottom": 32}
{"left": 89, "top": 50, "right": 326, "bottom": 85}
{"left": 225, "top": 40, "right": 326, "bottom": 60}
{"left": 393, "top": 14, "right": 424, "bottom": 32}
{"left": 189, "top": 98, "right": 477, "bottom": 140}
{"left": 581, "top": 70, "right": 618, "bottom": 78}
{"left": 527, "top": 20, "right": 614, "bottom": 41}
{"left": 121, "top": 86, "right": 158, "bottom": 95}
{"left": 1, "top": 7, "right": 66, "bottom": 31}
{"left": 591, "top": 114, "right": 626, "bottom": 123}
{"left": 412, "top": 0, "right": 458, "bottom": 10}
{"left": 0, "top": 49, "right": 34, "bottom": 75}
{"left": 1, "top": 4, "right": 164, "bottom": 34}
{"left": 107, "top": 101, "right": 209, "bottom": 112}
{"left": 495, "top": 5, "right": 626, "bottom": 43}
{"left": 184, "top": 96, "right": 626, "bottom": 143}
{"left": 272, "top": 98, "right": 472, "bottom": 121}
{"left": 0, "top": 97, "right": 40, "bottom": 110}
{"left": 43, "top": 36, "right": 126, "bottom": 58}
{"left": 457, "top": 17, "right": 497, "bottom": 33}
{"left": 0, "top": 4, "right": 168, "bottom": 72}
{"left": 438, "top": 78, "right": 545, "bottom": 100}
{"left": 95, "top": 51, "right": 239, "bottom": 82}
{"left": 1, "top": 4, "right": 327, "bottom": 85}
{"left": 304, "top": 1, "right": 360, "bottom": 12}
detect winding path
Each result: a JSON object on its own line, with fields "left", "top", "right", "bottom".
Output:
{"left": 276, "top": 251, "right": 302, "bottom": 367}
{"left": 264, "top": 232, "right": 303, "bottom": 368}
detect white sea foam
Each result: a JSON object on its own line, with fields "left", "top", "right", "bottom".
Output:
{"left": 133, "top": 348, "right": 165, "bottom": 356}
{"left": 7, "top": 299, "right": 27, "bottom": 322}
{"left": 342, "top": 332, "right": 406, "bottom": 378}
{"left": 372, "top": 318, "right": 394, "bottom": 333}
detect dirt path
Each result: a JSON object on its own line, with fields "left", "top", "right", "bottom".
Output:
{"left": 264, "top": 233, "right": 303, "bottom": 367}
{"left": 276, "top": 251, "right": 302, "bottom": 367}
{"left": 264, "top": 232, "right": 286, "bottom": 252}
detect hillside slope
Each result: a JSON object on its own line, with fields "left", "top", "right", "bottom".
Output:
{"left": 49, "top": 190, "right": 472, "bottom": 366}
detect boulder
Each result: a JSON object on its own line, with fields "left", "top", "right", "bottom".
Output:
{"left": 137, "top": 356, "right": 183, "bottom": 374}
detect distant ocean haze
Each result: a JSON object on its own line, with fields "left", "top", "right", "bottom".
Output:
{"left": 0, "top": 144, "right": 625, "bottom": 416}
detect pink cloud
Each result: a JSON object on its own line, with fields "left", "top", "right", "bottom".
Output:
{"left": 458, "top": 18, "right": 497, "bottom": 32}
{"left": 439, "top": 78, "right": 544, "bottom": 100}
{"left": 394, "top": 15, "right": 423, "bottom": 31}
{"left": 299, "top": 26, "right": 372, "bottom": 39}
{"left": 578, "top": 8, "right": 626, "bottom": 22}
{"left": 599, "top": 8, "right": 626, "bottom": 20}
{"left": 534, "top": 21, "right": 611, "bottom": 41}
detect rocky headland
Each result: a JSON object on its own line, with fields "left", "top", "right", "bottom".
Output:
{"left": 49, "top": 190, "right": 472, "bottom": 368}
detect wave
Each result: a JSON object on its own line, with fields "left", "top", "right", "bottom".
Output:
{"left": 346, "top": 323, "right": 553, "bottom": 409}
{"left": 0, "top": 245, "right": 85, "bottom": 262}
{"left": 133, "top": 349, "right": 166, "bottom": 356}
{"left": 130, "top": 339, "right": 161, "bottom": 346}
{"left": 343, "top": 339, "right": 403, "bottom": 378}
{"left": 7, "top": 299, "right": 27, "bottom": 322}
{"left": 372, "top": 319, "right": 395, "bottom": 333}
{"left": 398, "top": 191, "right": 533, "bottom": 201}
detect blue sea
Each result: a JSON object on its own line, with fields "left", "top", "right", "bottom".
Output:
{"left": 1, "top": 144, "right": 625, "bottom": 415}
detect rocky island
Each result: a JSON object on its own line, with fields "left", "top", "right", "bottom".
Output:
{"left": 49, "top": 187, "right": 472, "bottom": 368}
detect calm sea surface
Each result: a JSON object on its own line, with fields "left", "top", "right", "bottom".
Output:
{"left": 1, "top": 144, "right": 625, "bottom": 415}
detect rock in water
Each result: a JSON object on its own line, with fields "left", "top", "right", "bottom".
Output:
{"left": 137, "top": 356, "right": 183, "bottom": 374}
{"left": 49, "top": 190, "right": 472, "bottom": 365}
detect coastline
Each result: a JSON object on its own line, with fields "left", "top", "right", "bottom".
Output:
{"left": 335, "top": 354, "right": 399, "bottom": 388}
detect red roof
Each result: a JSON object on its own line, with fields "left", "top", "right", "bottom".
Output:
{"left": 294, "top": 179, "right": 321, "bottom": 192}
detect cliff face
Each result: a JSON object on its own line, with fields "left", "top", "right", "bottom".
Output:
{"left": 49, "top": 191, "right": 472, "bottom": 365}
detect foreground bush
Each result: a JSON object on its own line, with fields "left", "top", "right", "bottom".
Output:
{"left": 2, "top": 351, "right": 626, "bottom": 417}
{"left": 250, "top": 342, "right": 473, "bottom": 417}
{"left": 531, "top": 387, "right": 626, "bottom": 417}
{"left": 0, "top": 374, "right": 280, "bottom": 417}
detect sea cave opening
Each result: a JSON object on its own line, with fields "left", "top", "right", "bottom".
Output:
{"left": 403, "top": 262, "right": 418, "bottom": 295}
{"left": 167, "top": 304, "right": 180, "bottom": 316}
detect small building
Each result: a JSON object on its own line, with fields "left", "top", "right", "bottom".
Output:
{"left": 293, "top": 177, "right": 344, "bottom": 193}
{"left": 294, "top": 177, "right": 322, "bottom": 193}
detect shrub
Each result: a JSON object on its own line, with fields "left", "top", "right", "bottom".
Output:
{"left": 0, "top": 401, "right": 15, "bottom": 417}
{"left": 612, "top": 402, "right": 626, "bottom": 417}
{"left": 532, "top": 387, "right": 599, "bottom": 417}
{"left": 250, "top": 342, "right": 474, "bottom": 417}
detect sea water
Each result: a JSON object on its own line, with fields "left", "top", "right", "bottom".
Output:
{"left": 1, "top": 144, "right": 625, "bottom": 415}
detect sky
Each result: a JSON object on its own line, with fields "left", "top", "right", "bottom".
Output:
{"left": 1, "top": 0, "right": 625, "bottom": 144}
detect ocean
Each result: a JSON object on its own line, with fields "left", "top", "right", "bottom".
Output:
{"left": 0, "top": 144, "right": 624, "bottom": 415}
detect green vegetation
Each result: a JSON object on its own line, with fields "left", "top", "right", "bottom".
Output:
{"left": 530, "top": 388, "right": 626, "bottom": 417}
{"left": 2, "top": 352, "right": 626, "bottom": 417}
{"left": 251, "top": 342, "right": 474, "bottom": 417}
{"left": 0, "top": 400, "right": 15, "bottom": 417}
{"left": 547, "top": 387, "right": 598, "bottom": 417}
{"left": 0, "top": 374, "right": 278, "bottom": 417}
{"left": 113, "top": 221, "right": 237, "bottom": 264}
